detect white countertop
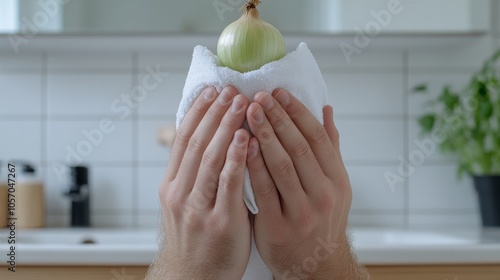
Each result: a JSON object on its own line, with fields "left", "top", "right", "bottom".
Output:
{"left": 1, "top": 228, "right": 500, "bottom": 266}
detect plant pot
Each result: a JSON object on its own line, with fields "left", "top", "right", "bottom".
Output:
{"left": 473, "top": 176, "right": 500, "bottom": 227}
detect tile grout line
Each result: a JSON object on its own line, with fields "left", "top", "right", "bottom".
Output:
{"left": 41, "top": 52, "right": 48, "bottom": 181}
{"left": 132, "top": 52, "right": 140, "bottom": 228}
{"left": 402, "top": 50, "right": 410, "bottom": 229}
{"left": 491, "top": 0, "right": 497, "bottom": 54}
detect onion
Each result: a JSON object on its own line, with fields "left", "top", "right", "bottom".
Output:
{"left": 217, "top": 0, "right": 286, "bottom": 73}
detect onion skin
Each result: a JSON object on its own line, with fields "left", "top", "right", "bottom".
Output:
{"left": 217, "top": 3, "right": 286, "bottom": 73}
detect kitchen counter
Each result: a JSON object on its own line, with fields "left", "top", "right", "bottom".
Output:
{"left": 1, "top": 228, "right": 500, "bottom": 266}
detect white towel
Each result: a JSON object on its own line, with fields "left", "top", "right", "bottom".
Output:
{"left": 176, "top": 42, "right": 328, "bottom": 214}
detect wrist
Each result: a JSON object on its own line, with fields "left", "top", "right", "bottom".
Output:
{"left": 271, "top": 237, "right": 370, "bottom": 280}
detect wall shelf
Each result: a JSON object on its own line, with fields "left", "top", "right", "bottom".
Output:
{"left": 0, "top": 32, "right": 489, "bottom": 54}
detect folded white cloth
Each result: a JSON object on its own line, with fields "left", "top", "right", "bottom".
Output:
{"left": 176, "top": 42, "right": 328, "bottom": 214}
{"left": 176, "top": 42, "right": 328, "bottom": 279}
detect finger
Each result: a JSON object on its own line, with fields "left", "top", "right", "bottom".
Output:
{"left": 191, "top": 94, "right": 249, "bottom": 209}
{"left": 254, "top": 91, "right": 325, "bottom": 195}
{"left": 166, "top": 86, "right": 218, "bottom": 181}
{"left": 176, "top": 86, "right": 238, "bottom": 198}
{"left": 247, "top": 137, "right": 281, "bottom": 219}
{"left": 246, "top": 102, "right": 307, "bottom": 218}
{"left": 323, "top": 105, "right": 348, "bottom": 176}
{"left": 323, "top": 105, "right": 341, "bottom": 154}
{"left": 271, "top": 88, "right": 342, "bottom": 180}
{"left": 215, "top": 129, "right": 250, "bottom": 213}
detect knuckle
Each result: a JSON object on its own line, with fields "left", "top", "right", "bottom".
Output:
{"left": 189, "top": 100, "right": 206, "bottom": 119}
{"left": 296, "top": 212, "right": 316, "bottom": 235}
{"left": 187, "top": 136, "right": 205, "bottom": 154}
{"left": 254, "top": 181, "right": 276, "bottom": 198}
{"left": 317, "top": 190, "right": 336, "bottom": 212}
{"left": 209, "top": 216, "right": 232, "bottom": 237}
{"left": 275, "top": 159, "right": 295, "bottom": 178}
{"left": 184, "top": 209, "right": 204, "bottom": 231}
{"left": 310, "top": 125, "right": 329, "bottom": 145}
{"left": 163, "top": 192, "right": 183, "bottom": 217}
{"left": 287, "top": 103, "right": 306, "bottom": 120}
{"left": 289, "top": 140, "right": 312, "bottom": 159}
{"left": 268, "top": 111, "right": 291, "bottom": 133}
{"left": 257, "top": 127, "right": 274, "bottom": 146}
{"left": 174, "top": 127, "right": 191, "bottom": 145}
{"left": 192, "top": 190, "right": 214, "bottom": 210}
{"left": 218, "top": 172, "right": 233, "bottom": 189}
{"left": 219, "top": 117, "right": 238, "bottom": 131}
{"left": 205, "top": 106, "right": 222, "bottom": 120}
{"left": 202, "top": 150, "right": 223, "bottom": 169}
{"left": 227, "top": 146, "right": 246, "bottom": 163}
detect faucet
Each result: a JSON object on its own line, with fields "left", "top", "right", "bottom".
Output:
{"left": 65, "top": 166, "right": 90, "bottom": 227}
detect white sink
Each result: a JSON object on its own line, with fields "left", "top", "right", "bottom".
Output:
{"left": 352, "top": 229, "right": 474, "bottom": 247}
{"left": 0, "top": 228, "right": 499, "bottom": 265}
{"left": 0, "top": 229, "right": 157, "bottom": 245}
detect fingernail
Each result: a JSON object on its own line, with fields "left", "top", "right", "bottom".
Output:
{"left": 203, "top": 87, "right": 216, "bottom": 101}
{"left": 234, "top": 133, "right": 247, "bottom": 145}
{"left": 231, "top": 97, "right": 244, "bottom": 113}
{"left": 258, "top": 93, "right": 274, "bottom": 110}
{"left": 273, "top": 89, "right": 290, "bottom": 107}
{"left": 253, "top": 108, "right": 264, "bottom": 124}
{"left": 219, "top": 87, "right": 233, "bottom": 105}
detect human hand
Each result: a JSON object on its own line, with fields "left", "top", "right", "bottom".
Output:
{"left": 149, "top": 86, "right": 252, "bottom": 280}
{"left": 246, "top": 89, "right": 368, "bottom": 279}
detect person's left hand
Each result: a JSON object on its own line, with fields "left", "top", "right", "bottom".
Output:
{"left": 245, "top": 89, "right": 364, "bottom": 279}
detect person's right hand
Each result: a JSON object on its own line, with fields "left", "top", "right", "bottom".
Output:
{"left": 149, "top": 86, "right": 252, "bottom": 280}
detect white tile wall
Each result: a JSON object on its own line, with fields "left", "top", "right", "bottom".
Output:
{"left": 138, "top": 120, "right": 173, "bottom": 162}
{"left": 2, "top": 5, "right": 499, "bottom": 228}
{"left": 314, "top": 50, "right": 403, "bottom": 72}
{"left": 89, "top": 167, "right": 135, "bottom": 212}
{"left": 0, "top": 74, "right": 42, "bottom": 116}
{"left": 325, "top": 73, "right": 404, "bottom": 116}
{"left": 409, "top": 165, "right": 477, "bottom": 211}
{"left": 138, "top": 166, "right": 165, "bottom": 212}
{"left": 335, "top": 119, "right": 404, "bottom": 162}
{"left": 137, "top": 73, "right": 186, "bottom": 117}
{"left": 138, "top": 52, "right": 192, "bottom": 73}
{"left": 496, "top": 1, "right": 500, "bottom": 36}
{"left": 47, "top": 74, "right": 133, "bottom": 116}
{"left": 0, "top": 53, "right": 42, "bottom": 71}
{"left": 0, "top": 121, "right": 42, "bottom": 162}
{"left": 46, "top": 120, "right": 133, "bottom": 163}
{"left": 347, "top": 165, "right": 405, "bottom": 211}
{"left": 48, "top": 53, "right": 133, "bottom": 70}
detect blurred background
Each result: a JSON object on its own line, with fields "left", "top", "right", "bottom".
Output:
{"left": 0, "top": 0, "right": 499, "bottom": 279}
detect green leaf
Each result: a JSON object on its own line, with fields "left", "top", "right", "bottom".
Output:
{"left": 457, "top": 163, "right": 468, "bottom": 179}
{"left": 412, "top": 84, "right": 428, "bottom": 93}
{"left": 438, "top": 86, "right": 459, "bottom": 111}
{"left": 476, "top": 83, "right": 488, "bottom": 97}
{"left": 478, "top": 101, "right": 494, "bottom": 119}
{"left": 418, "top": 114, "right": 436, "bottom": 134}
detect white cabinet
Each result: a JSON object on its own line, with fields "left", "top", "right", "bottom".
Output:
{"left": 0, "top": 0, "right": 491, "bottom": 34}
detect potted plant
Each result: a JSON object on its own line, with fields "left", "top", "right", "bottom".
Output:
{"left": 414, "top": 49, "right": 500, "bottom": 227}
